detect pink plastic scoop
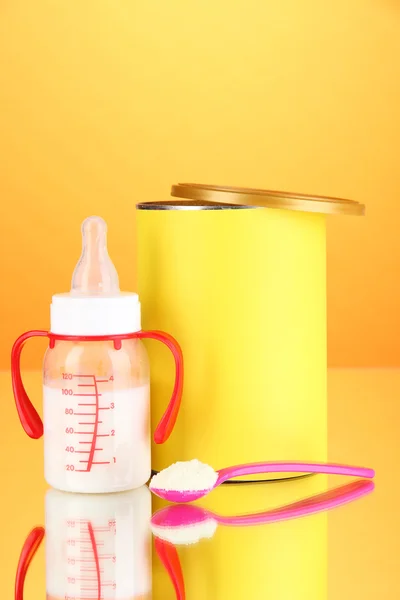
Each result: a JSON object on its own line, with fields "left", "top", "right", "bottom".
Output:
{"left": 150, "top": 461, "right": 375, "bottom": 503}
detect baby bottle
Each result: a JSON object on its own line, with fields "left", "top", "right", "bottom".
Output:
{"left": 11, "top": 216, "right": 183, "bottom": 493}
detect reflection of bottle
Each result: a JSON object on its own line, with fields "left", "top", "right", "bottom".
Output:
{"left": 16, "top": 486, "right": 152, "bottom": 600}
{"left": 152, "top": 476, "right": 329, "bottom": 600}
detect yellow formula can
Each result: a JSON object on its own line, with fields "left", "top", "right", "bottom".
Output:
{"left": 137, "top": 185, "right": 364, "bottom": 479}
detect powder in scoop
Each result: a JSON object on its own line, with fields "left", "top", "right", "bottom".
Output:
{"left": 151, "top": 519, "right": 218, "bottom": 546}
{"left": 149, "top": 459, "right": 218, "bottom": 492}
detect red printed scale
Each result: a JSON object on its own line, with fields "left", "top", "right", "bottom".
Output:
{"left": 60, "top": 373, "right": 115, "bottom": 473}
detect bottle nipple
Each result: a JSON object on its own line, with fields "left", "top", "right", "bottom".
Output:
{"left": 71, "top": 216, "right": 120, "bottom": 296}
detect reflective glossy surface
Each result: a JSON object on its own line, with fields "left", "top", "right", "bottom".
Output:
{"left": 2, "top": 370, "right": 399, "bottom": 598}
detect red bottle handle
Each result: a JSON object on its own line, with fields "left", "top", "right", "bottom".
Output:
{"left": 11, "top": 330, "right": 48, "bottom": 439}
{"left": 11, "top": 329, "right": 183, "bottom": 444}
{"left": 155, "top": 537, "right": 186, "bottom": 600}
{"left": 134, "top": 330, "right": 184, "bottom": 444}
{"left": 15, "top": 527, "right": 45, "bottom": 600}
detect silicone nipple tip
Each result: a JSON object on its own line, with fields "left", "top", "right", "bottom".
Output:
{"left": 82, "top": 214, "right": 105, "bottom": 235}
{"left": 71, "top": 216, "right": 120, "bottom": 296}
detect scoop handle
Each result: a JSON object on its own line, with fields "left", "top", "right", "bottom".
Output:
{"left": 216, "top": 461, "right": 375, "bottom": 485}
{"left": 15, "top": 527, "right": 45, "bottom": 600}
{"left": 11, "top": 330, "right": 48, "bottom": 439}
{"left": 134, "top": 330, "right": 184, "bottom": 444}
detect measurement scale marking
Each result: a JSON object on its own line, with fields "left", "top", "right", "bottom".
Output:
{"left": 70, "top": 519, "right": 86, "bottom": 523}
{"left": 86, "top": 376, "right": 100, "bottom": 472}
{"left": 85, "top": 540, "right": 104, "bottom": 550}
{"left": 81, "top": 587, "right": 99, "bottom": 591}
{"left": 87, "top": 521, "right": 101, "bottom": 599}
{"left": 74, "top": 558, "right": 96, "bottom": 561}
{"left": 70, "top": 376, "right": 113, "bottom": 473}
{"left": 72, "top": 374, "right": 95, "bottom": 378}
{"left": 74, "top": 559, "right": 100, "bottom": 563}
{"left": 79, "top": 460, "right": 110, "bottom": 465}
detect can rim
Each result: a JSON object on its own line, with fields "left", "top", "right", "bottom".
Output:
{"left": 170, "top": 183, "right": 365, "bottom": 216}
{"left": 136, "top": 199, "right": 256, "bottom": 211}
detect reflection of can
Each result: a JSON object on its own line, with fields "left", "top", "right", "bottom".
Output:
{"left": 137, "top": 185, "right": 364, "bottom": 479}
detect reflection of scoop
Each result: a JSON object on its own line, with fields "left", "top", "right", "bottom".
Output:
{"left": 151, "top": 479, "right": 374, "bottom": 545}
{"left": 150, "top": 459, "right": 375, "bottom": 503}
{"left": 152, "top": 505, "right": 218, "bottom": 545}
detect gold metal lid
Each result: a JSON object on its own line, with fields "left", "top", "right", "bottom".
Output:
{"left": 171, "top": 183, "right": 365, "bottom": 216}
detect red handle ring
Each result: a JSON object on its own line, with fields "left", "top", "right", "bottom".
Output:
{"left": 15, "top": 527, "right": 45, "bottom": 600}
{"left": 11, "top": 330, "right": 183, "bottom": 444}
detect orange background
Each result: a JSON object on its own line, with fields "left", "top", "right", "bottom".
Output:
{"left": 0, "top": 0, "right": 399, "bottom": 368}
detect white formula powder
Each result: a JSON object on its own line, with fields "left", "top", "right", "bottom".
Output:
{"left": 151, "top": 518, "right": 218, "bottom": 545}
{"left": 149, "top": 459, "right": 219, "bottom": 492}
